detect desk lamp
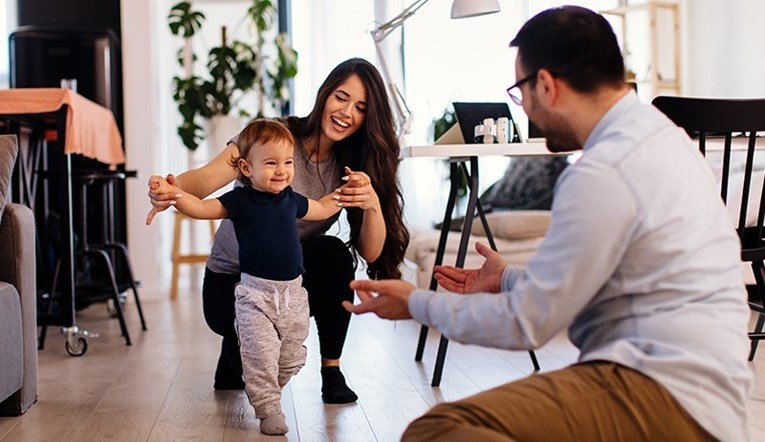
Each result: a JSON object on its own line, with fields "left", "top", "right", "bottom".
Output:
{"left": 370, "top": 0, "right": 501, "bottom": 137}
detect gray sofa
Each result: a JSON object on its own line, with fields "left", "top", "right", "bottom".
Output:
{"left": 0, "top": 134, "right": 38, "bottom": 415}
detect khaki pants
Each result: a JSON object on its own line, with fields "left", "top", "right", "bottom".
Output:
{"left": 403, "top": 361, "right": 715, "bottom": 441}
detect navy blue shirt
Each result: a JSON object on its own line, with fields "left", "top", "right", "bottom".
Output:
{"left": 218, "top": 186, "right": 308, "bottom": 281}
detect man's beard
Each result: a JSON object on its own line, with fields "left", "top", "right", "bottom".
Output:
{"left": 527, "top": 95, "right": 582, "bottom": 153}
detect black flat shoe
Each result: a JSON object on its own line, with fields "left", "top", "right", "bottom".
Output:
{"left": 214, "top": 352, "right": 244, "bottom": 390}
{"left": 321, "top": 366, "right": 358, "bottom": 404}
{"left": 214, "top": 379, "right": 245, "bottom": 390}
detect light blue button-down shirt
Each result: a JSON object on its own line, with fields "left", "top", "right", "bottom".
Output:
{"left": 409, "top": 91, "right": 752, "bottom": 441}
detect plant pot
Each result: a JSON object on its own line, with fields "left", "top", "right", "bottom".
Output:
{"left": 205, "top": 115, "right": 245, "bottom": 156}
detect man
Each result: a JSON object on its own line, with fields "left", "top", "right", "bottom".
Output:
{"left": 344, "top": 6, "right": 752, "bottom": 441}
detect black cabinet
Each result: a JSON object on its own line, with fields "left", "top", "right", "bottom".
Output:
{"left": 8, "top": 10, "right": 131, "bottom": 304}
{"left": 9, "top": 26, "right": 122, "bottom": 131}
{"left": 9, "top": 24, "right": 127, "bottom": 243}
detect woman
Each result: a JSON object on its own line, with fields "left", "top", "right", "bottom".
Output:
{"left": 147, "top": 58, "right": 409, "bottom": 404}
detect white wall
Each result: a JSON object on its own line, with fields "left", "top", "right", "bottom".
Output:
{"left": 121, "top": 0, "right": 168, "bottom": 295}
{"left": 683, "top": 0, "right": 765, "bottom": 98}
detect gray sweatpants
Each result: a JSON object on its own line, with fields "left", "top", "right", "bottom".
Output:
{"left": 235, "top": 273, "right": 309, "bottom": 419}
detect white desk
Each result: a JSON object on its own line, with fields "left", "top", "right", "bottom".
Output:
{"left": 402, "top": 140, "right": 560, "bottom": 386}
{"left": 401, "top": 139, "right": 551, "bottom": 159}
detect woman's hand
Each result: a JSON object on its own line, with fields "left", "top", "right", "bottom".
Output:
{"left": 146, "top": 174, "right": 182, "bottom": 225}
{"left": 334, "top": 166, "right": 380, "bottom": 210}
{"left": 337, "top": 166, "right": 386, "bottom": 262}
{"left": 433, "top": 242, "right": 506, "bottom": 294}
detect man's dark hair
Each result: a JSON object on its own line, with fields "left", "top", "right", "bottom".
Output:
{"left": 510, "top": 6, "right": 625, "bottom": 93}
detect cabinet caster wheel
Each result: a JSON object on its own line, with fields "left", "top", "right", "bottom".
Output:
{"left": 65, "top": 336, "right": 88, "bottom": 357}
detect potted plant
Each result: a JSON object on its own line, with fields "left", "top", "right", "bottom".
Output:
{"left": 168, "top": 0, "right": 298, "bottom": 152}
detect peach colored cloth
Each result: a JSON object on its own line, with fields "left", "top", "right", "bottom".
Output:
{"left": 0, "top": 88, "right": 124, "bottom": 167}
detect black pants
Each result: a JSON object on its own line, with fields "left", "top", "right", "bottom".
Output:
{"left": 202, "top": 235, "right": 356, "bottom": 381}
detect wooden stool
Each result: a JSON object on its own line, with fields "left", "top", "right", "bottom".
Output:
{"left": 170, "top": 212, "right": 216, "bottom": 299}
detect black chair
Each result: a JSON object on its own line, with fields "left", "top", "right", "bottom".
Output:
{"left": 39, "top": 169, "right": 146, "bottom": 354}
{"left": 652, "top": 96, "right": 765, "bottom": 360}
{"left": 74, "top": 170, "right": 145, "bottom": 327}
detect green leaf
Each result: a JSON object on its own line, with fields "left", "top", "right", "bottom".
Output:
{"left": 168, "top": 0, "right": 298, "bottom": 150}
{"left": 248, "top": 0, "right": 276, "bottom": 33}
{"left": 168, "top": 2, "right": 206, "bottom": 37}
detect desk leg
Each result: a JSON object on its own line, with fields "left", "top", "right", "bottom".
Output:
{"left": 469, "top": 163, "right": 497, "bottom": 251}
{"left": 455, "top": 158, "right": 480, "bottom": 267}
{"left": 429, "top": 157, "right": 540, "bottom": 385}
{"left": 431, "top": 335, "right": 450, "bottom": 386}
{"left": 429, "top": 158, "right": 480, "bottom": 386}
{"left": 415, "top": 161, "right": 461, "bottom": 362}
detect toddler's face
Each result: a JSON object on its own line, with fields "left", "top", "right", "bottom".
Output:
{"left": 242, "top": 139, "right": 295, "bottom": 194}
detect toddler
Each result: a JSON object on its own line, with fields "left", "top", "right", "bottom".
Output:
{"left": 152, "top": 118, "right": 342, "bottom": 434}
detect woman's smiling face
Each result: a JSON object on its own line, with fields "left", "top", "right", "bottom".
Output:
{"left": 321, "top": 73, "right": 367, "bottom": 142}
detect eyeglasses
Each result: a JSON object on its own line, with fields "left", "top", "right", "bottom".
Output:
{"left": 506, "top": 71, "right": 538, "bottom": 106}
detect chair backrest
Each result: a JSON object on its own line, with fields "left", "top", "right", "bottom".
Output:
{"left": 652, "top": 96, "right": 765, "bottom": 260}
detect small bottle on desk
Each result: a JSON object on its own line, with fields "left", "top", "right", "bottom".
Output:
{"left": 60, "top": 78, "right": 77, "bottom": 92}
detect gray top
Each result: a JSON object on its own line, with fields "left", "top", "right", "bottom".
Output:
{"left": 207, "top": 136, "right": 342, "bottom": 275}
{"left": 409, "top": 91, "right": 752, "bottom": 442}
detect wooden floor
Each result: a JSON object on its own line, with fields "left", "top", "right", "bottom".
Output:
{"left": 2, "top": 287, "right": 765, "bottom": 441}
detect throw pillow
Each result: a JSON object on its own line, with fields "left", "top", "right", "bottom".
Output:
{"left": 480, "top": 156, "right": 569, "bottom": 210}
{"left": 470, "top": 210, "right": 552, "bottom": 240}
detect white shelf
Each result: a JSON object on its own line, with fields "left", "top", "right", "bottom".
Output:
{"left": 602, "top": 1, "right": 681, "bottom": 99}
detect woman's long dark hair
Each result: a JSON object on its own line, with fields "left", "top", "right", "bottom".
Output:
{"left": 284, "top": 58, "right": 409, "bottom": 279}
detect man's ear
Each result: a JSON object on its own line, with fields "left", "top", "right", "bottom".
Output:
{"left": 536, "top": 69, "right": 559, "bottom": 106}
{"left": 239, "top": 158, "right": 252, "bottom": 177}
